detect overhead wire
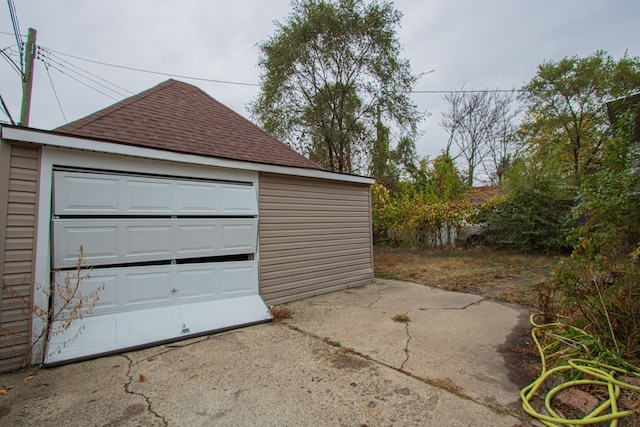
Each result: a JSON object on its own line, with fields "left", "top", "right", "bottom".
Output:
{"left": 0, "top": 30, "right": 23, "bottom": 37}
{"left": 38, "top": 47, "right": 132, "bottom": 98}
{"left": 23, "top": 45, "right": 536, "bottom": 97}
{"left": 0, "top": 45, "right": 21, "bottom": 75}
{"left": 48, "top": 47, "right": 262, "bottom": 87}
{"left": 43, "top": 48, "right": 134, "bottom": 96}
{"left": 0, "top": 92, "right": 15, "bottom": 124}
{"left": 40, "top": 60, "right": 119, "bottom": 101}
{"left": 43, "top": 61, "right": 67, "bottom": 122}
{"left": 1, "top": 38, "right": 538, "bottom": 129}
{"left": 412, "top": 88, "right": 523, "bottom": 94}
{"left": 6, "top": 0, "right": 24, "bottom": 69}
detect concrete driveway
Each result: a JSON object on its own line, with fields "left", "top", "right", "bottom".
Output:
{"left": 0, "top": 279, "right": 532, "bottom": 426}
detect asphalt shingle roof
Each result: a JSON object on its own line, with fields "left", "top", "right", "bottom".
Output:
{"left": 55, "top": 79, "right": 321, "bottom": 170}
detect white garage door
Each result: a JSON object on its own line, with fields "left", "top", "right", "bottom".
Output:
{"left": 45, "top": 170, "right": 271, "bottom": 364}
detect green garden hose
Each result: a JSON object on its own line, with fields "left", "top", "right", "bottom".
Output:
{"left": 520, "top": 314, "right": 640, "bottom": 426}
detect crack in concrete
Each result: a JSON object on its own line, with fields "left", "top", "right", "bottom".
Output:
{"left": 456, "top": 298, "right": 486, "bottom": 310}
{"left": 416, "top": 298, "right": 487, "bottom": 312}
{"left": 121, "top": 354, "right": 168, "bottom": 426}
{"left": 302, "top": 284, "right": 394, "bottom": 309}
{"left": 367, "top": 284, "right": 393, "bottom": 308}
{"left": 400, "top": 316, "right": 412, "bottom": 370}
{"left": 282, "top": 322, "right": 523, "bottom": 421}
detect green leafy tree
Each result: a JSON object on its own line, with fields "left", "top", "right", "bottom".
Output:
{"left": 551, "top": 104, "right": 640, "bottom": 360}
{"left": 483, "top": 52, "right": 640, "bottom": 253}
{"left": 251, "top": 0, "right": 422, "bottom": 174}
{"left": 519, "top": 51, "right": 640, "bottom": 187}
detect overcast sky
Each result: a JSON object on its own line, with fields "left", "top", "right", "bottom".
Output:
{"left": 1, "top": 0, "right": 639, "bottom": 159}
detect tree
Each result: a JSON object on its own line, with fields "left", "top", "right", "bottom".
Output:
{"left": 441, "top": 89, "right": 517, "bottom": 186}
{"left": 251, "top": 0, "right": 422, "bottom": 174}
{"left": 519, "top": 51, "right": 640, "bottom": 187}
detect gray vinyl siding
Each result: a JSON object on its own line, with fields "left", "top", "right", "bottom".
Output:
{"left": 258, "top": 173, "right": 374, "bottom": 305}
{"left": 0, "top": 142, "right": 40, "bottom": 372}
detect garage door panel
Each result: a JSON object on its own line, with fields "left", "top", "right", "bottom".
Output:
{"left": 219, "top": 184, "right": 258, "bottom": 214}
{"left": 53, "top": 261, "right": 259, "bottom": 316}
{"left": 126, "top": 308, "right": 183, "bottom": 339}
{"left": 127, "top": 225, "right": 173, "bottom": 257}
{"left": 125, "top": 270, "right": 173, "bottom": 307}
{"left": 220, "top": 264, "right": 259, "bottom": 296}
{"left": 52, "top": 218, "right": 258, "bottom": 268}
{"left": 175, "top": 268, "right": 219, "bottom": 302}
{"left": 46, "top": 316, "right": 119, "bottom": 363}
{"left": 53, "top": 272, "right": 119, "bottom": 319}
{"left": 53, "top": 224, "right": 120, "bottom": 267}
{"left": 175, "top": 224, "right": 219, "bottom": 255}
{"left": 126, "top": 180, "right": 173, "bottom": 213}
{"left": 45, "top": 295, "right": 270, "bottom": 365}
{"left": 220, "top": 223, "right": 257, "bottom": 253}
{"left": 176, "top": 183, "right": 218, "bottom": 213}
{"left": 54, "top": 174, "right": 120, "bottom": 214}
{"left": 54, "top": 171, "right": 258, "bottom": 216}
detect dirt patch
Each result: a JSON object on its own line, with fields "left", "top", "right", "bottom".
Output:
{"left": 326, "top": 350, "right": 373, "bottom": 372}
{"left": 374, "top": 246, "right": 559, "bottom": 306}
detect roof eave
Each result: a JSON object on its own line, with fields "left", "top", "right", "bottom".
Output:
{"left": 1, "top": 125, "right": 374, "bottom": 185}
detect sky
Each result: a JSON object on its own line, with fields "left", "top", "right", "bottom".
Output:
{"left": 1, "top": 0, "right": 639, "bottom": 161}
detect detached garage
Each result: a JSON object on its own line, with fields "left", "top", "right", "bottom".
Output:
{"left": 0, "top": 79, "right": 374, "bottom": 371}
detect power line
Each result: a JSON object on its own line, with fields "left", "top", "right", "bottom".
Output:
{"left": 44, "top": 48, "right": 134, "bottom": 96}
{"left": 411, "top": 89, "right": 523, "bottom": 94}
{"left": 38, "top": 47, "right": 132, "bottom": 98}
{"left": 6, "top": 0, "right": 24, "bottom": 69}
{"left": 43, "top": 62, "right": 67, "bottom": 122}
{"left": 0, "top": 92, "right": 15, "bottom": 124}
{"left": 37, "top": 46, "right": 531, "bottom": 95}
{"left": 44, "top": 61, "right": 120, "bottom": 101}
{"left": 48, "top": 47, "right": 261, "bottom": 87}
{"left": 0, "top": 45, "right": 21, "bottom": 75}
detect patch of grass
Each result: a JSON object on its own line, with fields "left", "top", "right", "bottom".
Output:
{"left": 485, "top": 401, "right": 513, "bottom": 417}
{"left": 339, "top": 346, "right": 356, "bottom": 354}
{"left": 422, "top": 377, "right": 467, "bottom": 398}
{"left": 375, "top": 270, "right": 400, "bottom": 280}
{"left": 374, "top": 246, "right": 559, "bottom": 306}
{"left": 270, "top": 305, "right": 293, "bottom": 322}
{"left": 392, "top": 314, "right": 411, "bottom": 323}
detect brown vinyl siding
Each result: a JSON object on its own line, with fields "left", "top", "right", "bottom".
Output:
{"left": 0, "top": 142, "right": 40, "bottom": 372}
{"left": 258, "top": 173, "right": 374, "bottom": 305}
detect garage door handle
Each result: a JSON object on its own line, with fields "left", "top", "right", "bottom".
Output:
{"left": 170, "top": 288, "right": 178, "bottom": 293}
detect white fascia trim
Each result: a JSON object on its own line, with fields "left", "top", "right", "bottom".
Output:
{"left": 1, "top": 127, "right": 374, "bottom": 185}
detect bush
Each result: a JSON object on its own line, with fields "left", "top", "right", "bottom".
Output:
{"left": 479, "top": 179, "right": 573, "bottom": 253}
{"left": 538, "top": 113, "right": 640, "bottom": 363}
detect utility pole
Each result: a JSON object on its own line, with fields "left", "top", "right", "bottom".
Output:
{"left": 19, "top": 27, "right": 36, "bottom": 126}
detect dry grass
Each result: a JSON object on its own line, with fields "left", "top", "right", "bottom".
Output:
{"left": 392, "top": 314, "right": 411, "bottom": 323}
{"left": 374, "top": 246, "right": 560, "bottom": 306}
{"left": 270, "top": 305, "right": 293, "bottom": 322}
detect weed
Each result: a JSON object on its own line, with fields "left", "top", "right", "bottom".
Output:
{"left": 486, "top": 401, "right": 513, "bottom": 416}
{"left": 269, "top": 305, "right": 293, "bottom": 322}
{"left": 423, "top": 376, "right": 467, "bottom": 398}
{"left": 339, "top": 346, "right": 356, "bottom": 355}
{"left": 375, "top": 270, "right": 400, "bottom": 280}
{"left": 392, "top": 314, "right": 411, "bottom": 323}
{"left": 332, "top": 341, "right": 341, "bottom": 347}
{"left": 0, "top": 247, "right": 103, "bottom": 367}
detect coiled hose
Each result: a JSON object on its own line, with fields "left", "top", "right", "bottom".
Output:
{"left": 520, "top": 314, "right": 640, "bottom": 426}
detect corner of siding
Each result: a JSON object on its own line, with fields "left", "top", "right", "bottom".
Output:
{"left": 0, "top": 142, "right": 40, "bottom": 372}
